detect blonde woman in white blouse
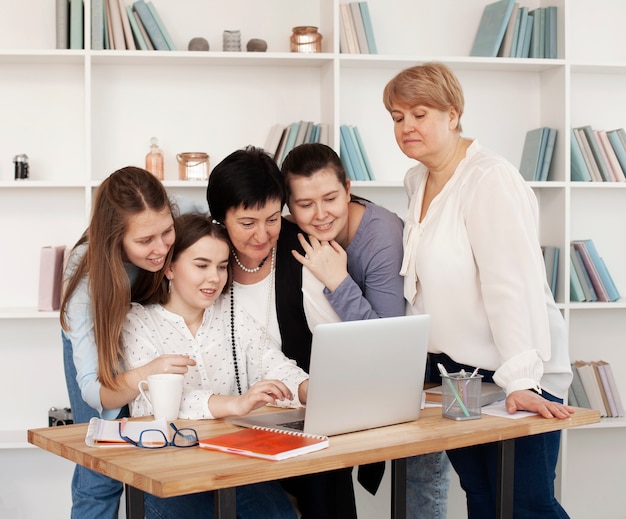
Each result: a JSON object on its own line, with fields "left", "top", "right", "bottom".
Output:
{"left": 121, "top": 213, "right": 306, "bottom": 519}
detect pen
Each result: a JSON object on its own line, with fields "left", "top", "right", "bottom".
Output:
{"left": 437, "top": 363, "right": 471, "bottom": 417}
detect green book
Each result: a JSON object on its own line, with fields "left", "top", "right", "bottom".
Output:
{"left": 470, "top": 0, "right": 516, "bottom": 57}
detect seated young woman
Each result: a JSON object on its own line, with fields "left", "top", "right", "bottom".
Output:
{"left": 121, "top": 212, "right": 307, "bottom": 519}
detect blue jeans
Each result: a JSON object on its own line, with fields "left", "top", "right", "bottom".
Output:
{"left": 144, "top": 483, "right": 297, "bottom": 519}
{"left": 63, "top": 331, "right": 125, "bottom": 519}
{"left": 431, "top": 353, "right": 569, "bottom": 519}
{"left": 63, "top": 332, "right": 297, "bottom": 519}
{"left": 406, "top": 451, "right": 451, "bottom": 519}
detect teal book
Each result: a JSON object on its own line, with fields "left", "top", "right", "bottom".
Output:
{"left": 545, "top": 5, "right": 557, "bottom": 59}
{"left": 572, "top": 241, "right": 610, "bottom": 302}
{"left": 339, "top": 128, "right": 357, "bottom": 181}
{"left": 470, "top": 0, "right": 516, "bottom": 57}
{"left": 542, "top": 245, "right": 559, "bottom": 298}
{"left": 537, "top": 128, "right": 557, "bottom": 181}
{"left": 351, "top": 126, "right": 375, "bottom": 180}
{"left": 277, "top": 122, "right": 300, "bottom": 166}
{"left": 340, "top": 125, "right": 366, "bottom": 181}
{"left": 606, "top": 129, "right": 626, "bottom": 176}
{"left": 498, "top": 2, "right": 519, "bottom": 57}
{"left": 132, "top": 0, "right": 168, "bottom": 50}
{"left": 91, "top": 0, "right": 105, "bottom": 50}
{"left": 581, "top": 240, "right": 620, "bottom": 302}
{"left": 570, "top": 363, "right": 592, "bottom": 409}
{"left": 514, "top": 7, "right": 529, "bottom": 57}
{"left": 146, "top": 0, "right": 176, "bottom": 50}
{"left": 70, "top": 0, "right": 84, "bottom": 50}
{"left": 571, "top": 245, "right": 597, "bottom": 302}
{"left": 519, "top": 127, "right": 546, "bottom": 181}
{"left": 56, "top": 0, "right": 69, "bottom": 49}
{"left": 528, "top": 8, "right": 542, "bottom": 58}
{"left": 569, "top": 256, "right": 586, "bottom": 302}
{"left": 126, "top": 5, "right": 148, "bottom": 50}
{"left": 579, "top": 125, "right": 612, "bottom": 182}
{"left": 359, "top": 2, "right": 377, "bottom": 54}
{"left": 570, "top": 128, "right": 592, "bottom": 181}
{"left": 509, "top": 5, "right": 522, "bottom": 57}
{"left": 520, "top": 12, "right": 533, "bottom": 58}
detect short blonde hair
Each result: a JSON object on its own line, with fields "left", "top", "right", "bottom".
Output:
{"left": 383, "top": 62, "right": 465, "bottom": 132}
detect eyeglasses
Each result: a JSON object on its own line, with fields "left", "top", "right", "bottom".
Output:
{"left": 118, "top": 419, "right": 199, "bottom": 449}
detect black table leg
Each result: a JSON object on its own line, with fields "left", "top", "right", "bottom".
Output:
{"left": 391, "top": 458, "right": 407, "bottom": 519}
{"left": 125, "top": 484, "right": 144, "bottom": 519}
{"left": 215, "top": 487, "right": 237, "bottom": 519}
{"left": 496, "top": 439, "right": 515, "bottom": 519}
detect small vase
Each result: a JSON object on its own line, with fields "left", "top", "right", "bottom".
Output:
{"left": 290, "top": 26, "right": 322, "bottom": 53}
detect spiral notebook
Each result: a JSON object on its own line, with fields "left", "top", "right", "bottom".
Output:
{"left": 228, "top": 314, "right": 430, "bottom": 436}
{"left": 199, "top": 426, "right": 328, "bottom": 461}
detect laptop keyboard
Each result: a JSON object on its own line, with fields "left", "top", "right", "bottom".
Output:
{"left": 278, "top": 419, "right": 305, "bottom": 431}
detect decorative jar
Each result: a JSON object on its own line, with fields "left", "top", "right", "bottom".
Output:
{"left": 177, "top": 152, "right": 209, "bottom": 181}
{"left": 290, "top": 26, "right": 322, "bottom": 53}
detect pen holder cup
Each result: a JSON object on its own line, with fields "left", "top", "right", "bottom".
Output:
{"left": 441, "top": 373, "right": 483, "bottom": 421}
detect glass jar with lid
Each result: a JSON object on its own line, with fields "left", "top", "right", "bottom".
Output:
{"left": 290, "top": 26, "right": 322, "bottom": 53}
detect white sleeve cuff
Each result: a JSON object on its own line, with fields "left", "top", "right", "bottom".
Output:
{"left": 493, "top": 350, "right": 543, "bottom": 396}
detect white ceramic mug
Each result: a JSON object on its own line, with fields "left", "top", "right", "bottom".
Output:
{"left": 137, "top": 373, "right": 184, "bottom": 421}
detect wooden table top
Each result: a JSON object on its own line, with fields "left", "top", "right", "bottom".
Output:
{"left": 28, "top": 406, "right": 599, "bottom": 498}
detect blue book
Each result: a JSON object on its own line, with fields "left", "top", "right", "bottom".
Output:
{"left": 571, "top": 245, "right": 597, "bottom": 302}
{"left": 470, "top": 0, "right": 516, "bottom": 57}
{"left": 529, "top": 8, "right": 543, "bottom": 58}
{"left": 543, "top": 246, "right": 559, "bottom": 298}
{"left": 519, "top": 127, "right": 546, "bottom": 181}
{"left": 572, "top": 241, "right": 609, "bottom": 302}
{"left": 339, "top": 128, "right": 357, "bottom": 181}
{"left": 146, "top": 0, "right": 176, "bottom": 50}
{"left": 545, "top": 6, "right": 557, "bottom": 59}
{"left": 277, "top": 122, "right": 300, "bottom": 166}
{"left": 514, "top": 7, "right": 529, "bottom": 58}
{"left": 580, "top": 125, "right": 612, "bottom": 182}
{"left": 570, "top": 128, "right": 592, "bottom": 181}
{"left": 581, "top": 240, "right": 620, "bottom": 302}
{"left": 606, "top": 129, "right": 626, "bottom": 176}
{"left": 538, "top": 128, "right": 557, "bottom": 181}
{"left": 358, "top": 2, "right": 377, "bottom": 54}
{"left": 351, "top": 126, "right": 375, "bottom": 180}
{"left": 521, "top": 12, "right": 533, "bottom": 58}
{"left": 133, "top": 0, "right": 169, "bottom": 50}
{"left": 340, "top": 125, "right": 366, "bottom": 181}
{"left": 126, "top": 5, "right": 148, "bottom": 50}
{"left": 509, "top": 5, "right": 522, "bottom": 57}
{"left": 569, "top": 256, "right": 586, "bottom": 302}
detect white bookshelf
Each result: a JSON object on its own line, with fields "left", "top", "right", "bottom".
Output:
{"left": 1, "top": 1, "right": 625, "bottom": 517}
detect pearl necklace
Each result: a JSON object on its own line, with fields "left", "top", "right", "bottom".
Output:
{"left": 230, "top": 247, "right": 276, "bottom": 395}
{"left": 232, "top": 249, "right": 269, "bottom": 273}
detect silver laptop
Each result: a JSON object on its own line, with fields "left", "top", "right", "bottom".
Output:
{"left": 227, "top": 314, "right": 430, "bottom": 436}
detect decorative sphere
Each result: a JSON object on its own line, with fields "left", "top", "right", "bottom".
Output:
{"left": 188, "top": 37, "right": 209, "bottom": 51}
{"left": 246, "top": 38, "right": 268, "bottom": 52}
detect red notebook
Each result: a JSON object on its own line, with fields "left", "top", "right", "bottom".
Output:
{"left": 199, "top": 426, "right": 329, "bottom": 461}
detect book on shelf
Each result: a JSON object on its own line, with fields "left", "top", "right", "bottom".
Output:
{"left": 294, "top": 121, "right": 312, "bottom": 148}
{"left": 513, "top": 6, "right": 529, "bottom": 57}
{"left": 104, "top": 0, "right": 113, "bottom": 49}
{"left": 56, "top": 0, "right": 69, "bottom": 49}
{"left": 91, "top": 0, "right": 105, "bottom": 50}
{"left": 358, "top": 1, "right": 377, "bottom": 54}
{"left": 571, "top": 240, "right": 614, "bottom": 302}
{"left": 528, "top": 7, "right": 543, "bottom": 59}
{"left": 70, "top": 0, "right": 84, "bottom": 50}
{"left": 594, "top": 361, "right": 619, "bottom": 418}
{"left": 340, "top": 124, "right": 369, "bottom": 181}
{"left": 339, "top": 3, "right": 360, "bottom": 54}
{"left": 425, "top": 382, "right": 505, "bottom": 406}
{"left": 570, "top": 245, "right": 597, "bottom": 302}
{"left": 606, "top": 128, "right": 626, "bottom": 176}
{"left": 351, "top": 125, "right": 376, "bottom": 180}
{"left": 263, "top": 123, "right": 286, "bottom": 160}
{"left": 146, "top": 0, "right": 176, "bottom": 50}
{"left": 519, "top": 127, "right": 554, "bottom": 181}
{"left": 573, "top": 127, "right": 602, "bottom": 181}
{"left": 519, "top": 11, "right": 533, "bottom": 58}
{"left": 198, "top": 426, "right": 329, "bottom": 461}
{"left": 107, "top": 0, "right": 127, "bottom": 50}
{"left": 339, "top": 127, "right": 357, "bottom": 181}
{"left": 596, "top": 129, "right": 626, "bottom": 181}
{"left": 498, "top": 2, "right": 519, "bottom": 57}
{"left": 349, "top": 2, "right": 370, "bottom": 54}
{"left": 545, "top": 5, "right": 557, "bottom": 59}
{"left": 542, "top": 245, "right": 559, "bottom": 299}
{"left": 570, "top": 128, "right": 592, "bottom": 182}
{"left": 569, "top": 256, "right": 586, "bottom": 303}
{"left": 599, "top": 362, "right": 624, "bottom": 417}
{"left": 577, "top": 239, "right": 620, "bottom": 302}
{"left": 38, "top": 245, "right": 66, "bottom": 312}
{"left": 132, "top": 0, "right": 169, "bottom": 50}
{"left": 85, "top": 417, "right": 169, "bottom": 447}
{"left": 117, "top": 0, "right": 136, "bottom": 50}
{"left": 578, "top": 125, "right": 613, "bottom": 182}
{"left": 569, "top": 362, "right": 591, "bottom": 409}
{"left": 132, "top": 8, "right": 154, "bottom": 50}
{"left": 276, "top": 121, "right": 301, "bottom": 166}
{"left": 470, "top": 0, "right": 516, "bottom": 57}
{"left": 508, "top": 4, "right": 522, "bottom": 57}
{"left": 574, "top": 361, "right": 608, "bottom": 417}
{"left": 126, "top": 4, "right": 148, "bottom": 50}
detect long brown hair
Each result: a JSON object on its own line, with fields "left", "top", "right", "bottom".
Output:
{"left": 60, "top": 166, "right": 174, "bottom": 389}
